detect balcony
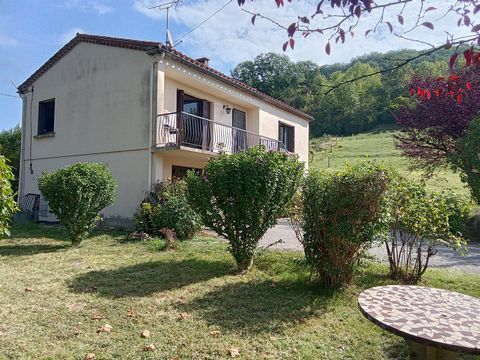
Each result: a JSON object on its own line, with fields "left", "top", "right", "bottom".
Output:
{"left": 155, "top": 112, "right": 288, "bottom": 154}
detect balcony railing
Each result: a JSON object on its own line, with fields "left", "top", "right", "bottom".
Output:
{"left": 155, "top": 112, "right": 288, "bottom": 154}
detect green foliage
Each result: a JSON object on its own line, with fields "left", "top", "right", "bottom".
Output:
{"left": 383, "top": 175, "right": 469, "bottom": 283}
{"left": 0, "top": 126, "right": 21, "bottom": 192}
{"left": 37, "top": 163, "right": 116, "bottom": 245}
{"left": 451, "top": 117, "right": 480, "bottom": 204}
{"left": 232, "top": 49, "right": 459, "bottom": 136}
{"left": 0, "top": 156, "right": 18, "bottom": 237}
{"left": 186, "top": 146, "right": 304, "bottom": 272}
{"left": 134, "top": 179, "right": 201, "bottom": 240}
{"left": 302, "top": 162, "right": 391, "bottom": 288}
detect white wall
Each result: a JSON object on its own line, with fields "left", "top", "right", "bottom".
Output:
{"left": 20, "top": 42, "right": 154, "bottom": 220}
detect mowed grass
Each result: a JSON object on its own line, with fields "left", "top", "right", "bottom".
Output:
{"left": 1, "top": 224, "right": 480, "bottom": 359}
{"left": 310, "top": 129, "right": 468, "bottom": 195}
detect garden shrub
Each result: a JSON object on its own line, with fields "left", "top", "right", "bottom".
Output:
{"left": 302, "top": 162, "right": 391, "bottom": 288}
{"left": 186, "top": 146, "right": 304, "bottom": 272}
{"left": 384, "top": 175, "right": 469, "bottom": 283}
{"left": 38, "top": 162, "right": 116, "bottom": 245}
{"left": 0, "top": 156, "right": 18, "bottom": 237}
{"left": 134, "top": 179, "right": 201, "bottom": 240}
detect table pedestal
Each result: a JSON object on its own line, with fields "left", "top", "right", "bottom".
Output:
{"left": 407, "top": 341, "right": 457, "bottom": 360}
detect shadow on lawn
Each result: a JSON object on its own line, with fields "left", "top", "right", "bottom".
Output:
{"left": 68, "top": 258, "right": 231, "bottom": 298}
{"left": 177, "top": 280, "right": 333, "bottom": 334}
{"left": 0, "top": 243, "right": 69, "bottom": 256}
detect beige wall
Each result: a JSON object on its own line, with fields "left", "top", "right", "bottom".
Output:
{"left": 23, "top": 150, "right": 149, "bottom": 220}
{"left": 20, "top": 42, "right": 154, "bottom": 220}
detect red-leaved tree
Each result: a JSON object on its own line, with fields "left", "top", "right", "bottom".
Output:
{"left": 395, "top": 64, "right": 480, "bottom": 172}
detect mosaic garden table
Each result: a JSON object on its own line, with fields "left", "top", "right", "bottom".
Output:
{"left": 358, "top": 285, "right": 480, "bottom": 360}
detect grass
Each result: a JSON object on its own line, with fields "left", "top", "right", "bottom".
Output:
{"left": 1, "top": 224, "right": 480, "bottom": 359}
{"left": 309, "top": 128, "right": 468, "bottom": 195}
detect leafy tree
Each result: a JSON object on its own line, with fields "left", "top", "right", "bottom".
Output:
{"left": 395, "top": 65, "right": 480, "bottom": 175}
{"left": 186, "top": 146, "right": 304, "bottom": 272}
{"left": 450, "top": 117, "right": 480, "bottom": 203}
{"left": 383, "top": 174, "right": 470, "bottom": 283}
{"left": 301, "top": 162, "right": 391, "bottom": 288}
{"left": 0, "top": 156, "right": 18, "bottom": 238}
{"left": 38, "top": 163, "right": 116, "bottom": 245}
{"left": 0, "top": 126, "right": 21, "bottom": 192}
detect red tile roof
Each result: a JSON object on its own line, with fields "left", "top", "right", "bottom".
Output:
{"left": 18, "top": 34, "right": 313, "bottom": 121}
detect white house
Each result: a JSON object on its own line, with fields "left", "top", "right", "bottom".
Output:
{"left": 17, "top": 34, "right": 312, "bottom": 225}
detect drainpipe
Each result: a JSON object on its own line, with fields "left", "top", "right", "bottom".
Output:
{"left": 18, "top": 92, "right": 27, "bottom": 200}
{"left": 148, "top": 61, "right": 156, "bottom": 191}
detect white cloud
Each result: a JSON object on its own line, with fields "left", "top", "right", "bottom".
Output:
{"left": 59, "top": 27, "right": 87, "bottom": 45}
{"left": 63, "top": 0, "right": 113, "bottom": 14}
{"left": 133, "top": 0, "right": 473, "bottom": 70}
{"left": 0, "top": 33, "right": 19, "bottom": 47}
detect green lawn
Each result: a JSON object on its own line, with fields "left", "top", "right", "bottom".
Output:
{"left": 1, "top": 224, "right": 480, "bottom": 359}
{"left": 310, "top": 129, "right": 468, "bottom": 195}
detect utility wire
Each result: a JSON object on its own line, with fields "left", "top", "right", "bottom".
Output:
{"left": 0, "top": 93, "right": 19, "bottom": 98}
{"left": 174, "top": 0, "right": 233, "bottom": 45}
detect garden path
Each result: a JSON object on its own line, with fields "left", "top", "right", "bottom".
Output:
{"left": 261, "top": 219, "right": 480, "bottom": 275}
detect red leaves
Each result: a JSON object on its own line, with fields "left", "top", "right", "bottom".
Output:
{"left": 456, "top": 93, "right": 463, "bottom": 104}
{"left": 449, "top": 75, "right": 461, "bottom": 82}
{"left": 397, "top": 15, "right": 404, "bottom": 25}
{"left": 475, "top": 5, "right": 480, "bottom": 15}
{"left": 251, "top": 14, "right": 256, "bottom": 25}
{"left": 466, "top": 82, "right": 473, "bottom": 90}
{"left": 464, "top": 48, "right": 474, "bottom": 67}
{"left": 287, "top": 22, "right": 296, "bottom": 38}
{"left": 274, "top": 0, "right": 284, "bottom": 7}
{"left": 325, "top": 42, "right": 331, "bottom": 55}
{"left": 386, "top": 22, "right": 393, "bottom": 33}
{"left": 282, "top": 41, "right": 288, "bottom": 52}
{"left": 450, "top": 53, "right": 459, "bottom": 70}
{"left": 365, "top": 29, "right": 372, "bottom": 37}
{"left": 421, "top": 22, "right": 434, "bottom": 30}
{"left": 472, "top": 24, "right": 480, "bottom": 33}
{"left": 289, "top": 38, "right": 295, "bottom": 50}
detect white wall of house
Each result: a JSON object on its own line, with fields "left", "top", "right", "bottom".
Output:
{"left": 20, "top": 42, "right": 154, "bottom": 222}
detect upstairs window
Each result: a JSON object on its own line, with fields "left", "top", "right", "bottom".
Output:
{"left": 279, "top": 122, "right": 295, "bottom": 152}
{"left": 38, "top": 99, "right": 55, "bottom": 135}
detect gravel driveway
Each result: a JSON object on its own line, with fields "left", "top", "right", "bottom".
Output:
{"left": 260, "top": 219, "right": 480, "bottom": 275}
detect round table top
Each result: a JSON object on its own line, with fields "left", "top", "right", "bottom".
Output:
{"left": 358, "top": 285, "right": 480, "bottom": 354}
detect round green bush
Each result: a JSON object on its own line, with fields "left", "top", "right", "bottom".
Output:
{"left": 38, "top": 162, "right": 116, "bottom": 245}
{"left": 186, "top": 146, "right": 304, "bottom": 272}
{"left": 134, "top": 178, "right": 201, "bottom": 240}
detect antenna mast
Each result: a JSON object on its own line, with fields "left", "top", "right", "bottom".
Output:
{"left": 148, "top": 0, "right": 180, "bottom": 47}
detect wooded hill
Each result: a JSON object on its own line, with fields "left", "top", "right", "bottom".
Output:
{"left": 231, "top": 48, "right": 457, "bottom": 136}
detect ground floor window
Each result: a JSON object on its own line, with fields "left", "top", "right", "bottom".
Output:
{"left": 171, "top": 165, "right": 202, "bottom": 179}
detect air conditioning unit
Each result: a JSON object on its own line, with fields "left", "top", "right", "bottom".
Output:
{"left": 38, "top": 196, "right": 58, "bottom": 222}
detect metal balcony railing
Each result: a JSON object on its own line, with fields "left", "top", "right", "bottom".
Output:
{"left": 155, "top": 112, "right": 288, "bottom": 154}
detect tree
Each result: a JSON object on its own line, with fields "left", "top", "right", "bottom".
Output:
{"left": 0, "top": 126, "right": 21, "bottom": 192}
{"left": 186, "top": 146, "right": 304, "bottom": 272}
{"left": 450, "top": 117, "right": 480, "bottom": 203}
{"left": 383, "top": 174, "right": 469, "bottom": 283}
{"left": 238, "top": 0, "right": 480, "bottom": 93}
{"left": 38, "top": 163, "right": 117, "bottom": 245}
{"left": 0, "top": 156, "right": 18, "bottom": 238}
{"left": 395, "top": 65, "right": 480, "bottom": 173}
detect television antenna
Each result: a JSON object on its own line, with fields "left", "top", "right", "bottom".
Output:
{"left": 149, "top": 0, "right": 180, "bottom": 47}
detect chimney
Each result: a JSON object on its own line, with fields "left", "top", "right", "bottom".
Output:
{"left": 196, "top": 57, "right": 209, "bottom": 67}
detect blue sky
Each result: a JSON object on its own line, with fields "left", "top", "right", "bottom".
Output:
{"left": 0, "top": 0, "right": 465, "bottom": 131}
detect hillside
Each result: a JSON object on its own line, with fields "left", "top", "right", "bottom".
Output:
{"left": 309, "top": 128, "right": 468, "bottom": 195}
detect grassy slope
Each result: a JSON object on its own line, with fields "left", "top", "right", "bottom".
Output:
{"left": 1, "top": 224, "right": 480, "bottom": 359}
{"left": 309, "top": 129, "right": 468, "bottom": 195}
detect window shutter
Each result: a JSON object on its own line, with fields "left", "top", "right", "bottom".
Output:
{"left": 288, "top": 126, "right": 295, "bottom": 152}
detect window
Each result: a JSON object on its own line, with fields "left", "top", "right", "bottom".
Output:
{"left": 38, "top": 99, "right": 55, "bottom": 135}
{"left": 172, "top": 165, "right": 202, "bottom": 179}
{"left": 278, "top": 122, "right": 295, "bottom": 152}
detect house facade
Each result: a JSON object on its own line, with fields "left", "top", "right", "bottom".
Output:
{"left": 18, "top": 34, "right": 312, "bottom": 225}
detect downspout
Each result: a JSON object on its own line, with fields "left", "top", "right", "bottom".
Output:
{"left": 148, "top": 61, "right": 155, "bottom": 191}
{"left": 18, "top": 92, "right": 27, "bottom": 200}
